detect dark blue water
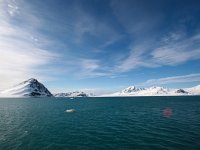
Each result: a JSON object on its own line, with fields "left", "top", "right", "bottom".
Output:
{"left": 0, "top": 97, "right": 200, "bottom": 150}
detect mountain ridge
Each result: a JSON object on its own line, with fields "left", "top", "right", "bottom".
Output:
{"left": 54, "top": 91, "right": 88, "bottom": 97}
{"left": 0, "top": 78, "right": 199, "bottom": 97}
{"left": 0, "top": 78, "right": 52, "bottom": 97}
{"left": 102, "top": 85, "right": 200, "bottom": 97}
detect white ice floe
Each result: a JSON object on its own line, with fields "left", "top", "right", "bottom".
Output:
{"left": 65, "top": 109, "right": 76, "bottom": 113}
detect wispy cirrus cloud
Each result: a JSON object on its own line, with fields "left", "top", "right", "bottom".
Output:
{"left": 43, "top": 1, "right": 121, "bottom": 50}
{"left": 109, "top": 0, "right": 200, "bottom": 75}
{"left": 115, "top": 43, "right": 158, "bottom": 72}
{"left": 0, "top": 0, "right": 121, "bottom": 88}
{"left": 0, "top": 0, "right": 60, "bottom": 90}
{"left": 140, "top": 73, "right": 200, "bottom": 86}
{"left": 75, "top": 29, "right": 200, "bottom": 79}
{"left": 115, "top": 31, "right": 200, "bottom": 73}
{"left": 75, "top": 59, "right": 111, "bottom": 79}
{"left": 1, "top": 0, "right": 200, "bottom": 92}
{"left": 151, "top": 31, "right": 200, "bottom": 66}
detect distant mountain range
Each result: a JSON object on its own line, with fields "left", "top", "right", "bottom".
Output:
{"left": 0, "top": 78, "right": 89, "bottom": 97}
{"left": 0, "top": 78, "right": 199, "bottom": 97}
{"left": 54, "top": 91, "right": 88, "bottom": 97}
{"left": 102, "top": 85, "right": 200, "bottom": 97}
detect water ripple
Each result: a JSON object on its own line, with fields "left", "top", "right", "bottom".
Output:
{"left": 0, "top": 97, "right": 200, "bottom": 150}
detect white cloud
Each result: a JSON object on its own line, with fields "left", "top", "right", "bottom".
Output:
{"left": 115, "top": 43, "right": 158, "bottom": 72}
{"left": 109, "top": 1, "right": 200, "bottom": 74}
{"left": 75, "top": 59, "right": 111, "bottom": 79}
{"left": 1, "top": 0, "right": 200, "bottom": 90}
{"left": 76, "top": 30, "right": 200, "bottom": 79}
{"left": 80, "top": 59, "right": 99, "bottom": 70}
{"left": 152, "top": 47, "right": 200, "bottom": 65}
{"left": 151, "top": 31, "right": 200, "bottom": 65}
{"left": 115, "top": 31, "right": 200, "bottom": 73}
{"left": 0, "top": 0, "right": 59, "bottom": 90}
{"left": 141, "top": 73, "right": 200, "bottom": 86}
{"left": 52, "top": 3, "right": 120, "bottom": 48}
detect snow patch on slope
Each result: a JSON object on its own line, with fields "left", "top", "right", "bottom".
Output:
{"left": 0, "top": 78, "right": 52, "bottom": 97}
{"left": 54, "top": 91, "right": 88, "bottom": 97}
{"left": 185, "top": 85, "right": 200, "bottom": 95}
{"left": 102, "top": 85, "right": 199, "bottom": 97}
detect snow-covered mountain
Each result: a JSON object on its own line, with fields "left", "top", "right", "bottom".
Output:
{"left": 0, "top": 78, "right": 199, "bottom": 97}
{"left": 185, "top": 85, "right": 200, "bottom": 95}
{"left": 121, "top": 86, "right": 145, "bottom": 93}
{"left": 54, "top": 91, "right": 88, "bottom": 97}
{"left": 0, "top": 78, "right": 53, "bottom": 97}
{"left": 103, "top": 85, "right": 200, "bottom": 97}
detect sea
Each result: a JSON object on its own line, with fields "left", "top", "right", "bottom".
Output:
{"left": 0, "top": 96, "right": 200, "bottom": 150}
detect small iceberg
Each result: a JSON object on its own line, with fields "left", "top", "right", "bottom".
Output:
{"left": 65, "top": 109, "right": 76, "bottom": 113}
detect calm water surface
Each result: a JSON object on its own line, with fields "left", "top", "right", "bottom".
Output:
{"left": 0, "top": 96, "right": 200, "bottom": 150}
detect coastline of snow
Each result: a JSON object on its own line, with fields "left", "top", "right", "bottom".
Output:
{"left": 101, "top": 85, "right": 200, "bottom": 97}
{"left": 0, "top": 78, "right": 199, "bottom": 97}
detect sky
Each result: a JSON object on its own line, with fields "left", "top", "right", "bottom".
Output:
{"left": 0, "top": 0, "right": 200, "bottom": 94}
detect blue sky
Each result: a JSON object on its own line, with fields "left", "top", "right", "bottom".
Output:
{"left": 0, "top": 0, "right": 200, "bottom": 94}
